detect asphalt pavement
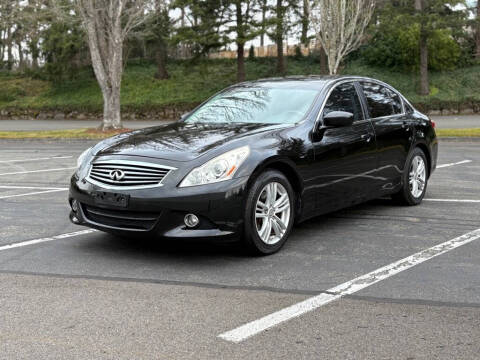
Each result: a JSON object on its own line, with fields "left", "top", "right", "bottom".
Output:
{"left": 0, "top": 114, "right": 479, "bottom": 131}
{"left": 0, "top": 139, "right": 478, "bottom": 359}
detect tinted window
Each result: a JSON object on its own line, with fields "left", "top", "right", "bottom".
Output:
{"left": 361, "top": 82, "right": 403, "bottom": 118}
{"left": 186, "top": 87, "right": 319, "bottom": 124}
{"left": 323, "top": 82, "right": 363, "bottom": 122}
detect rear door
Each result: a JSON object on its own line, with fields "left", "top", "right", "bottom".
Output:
{"left": 359, "top": 81, "right": 413, "bottom": 191}
{"left": 310, "top": 81, "right": 378, "bottom": 213}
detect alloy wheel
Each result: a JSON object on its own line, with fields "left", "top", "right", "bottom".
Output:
{"left": 255, "top": 182, "right": 291, "bottom": 245}
{"left": 409, "top": 155, "right": 426, "bottom": 198}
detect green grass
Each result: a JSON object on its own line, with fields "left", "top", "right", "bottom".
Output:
{"left": 1, "top": 58, "right": 480, "bottom": 114}
{"left": 435, "top": 128, "right": 480, "bottom": 137}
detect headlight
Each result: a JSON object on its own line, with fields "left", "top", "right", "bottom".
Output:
{"left": 179, "top": 146, "right": 250, "bottom": 187}
{"left": 77, "top": 147, "right": 93, "bottom": 169}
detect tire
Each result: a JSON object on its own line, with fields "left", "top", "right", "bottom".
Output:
{"left": 243, "top": 170, "right": 295, "bottom": 255}
{"left": 392, "top": 147, "right": 428, "bottom": 206}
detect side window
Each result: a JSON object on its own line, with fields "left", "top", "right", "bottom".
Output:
{"left": 323, "top": 82, "right": 364, "bottom": 122}
{"left": 387, "top": 88, "right": 403, "bottom": 114}
{"left": 404, "top": 100, "right": 414, "bottom": 113}
{"left": 361, "top": 82, "right": 403, "bottom": 118}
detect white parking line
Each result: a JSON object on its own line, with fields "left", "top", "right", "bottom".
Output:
{"left": 0, "top": 167, "right": 76, "bottom": 176}
{"left": 0, "top": 156, "right": 73, "bottom": 164}
{"left": 437, "top": 160, "right": 472, "bottom": 168}
{"left": 218, "top": 228, "right": 480, "bottom": 343}
{"left": 0, "top": 188, "right": 68, "bottom": 199}
{"left": 0, "top": 185, "right": 67, "bottom": 190}
{"left": 424, "top": 198, "right": 480, "bottom": 203}
{"left": 0, "top": 229, "right": 96, "bottom": 252}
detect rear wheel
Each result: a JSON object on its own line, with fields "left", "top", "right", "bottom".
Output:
{"left": 392, "top": 147, "right": 428, "bottom": 205}
{"left": 243, "top": 170, "right": 295, "bottom": 255}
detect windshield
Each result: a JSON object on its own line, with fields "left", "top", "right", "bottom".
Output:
{"left": 185, "top": 87, "right": 319, "bottom": 124}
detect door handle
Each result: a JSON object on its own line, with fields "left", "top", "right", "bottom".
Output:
{"left": 361, "top": 134, "right": 373, "bottom": 143}
{"left": 402, "top": 121, "right": 410, "bottom": 131}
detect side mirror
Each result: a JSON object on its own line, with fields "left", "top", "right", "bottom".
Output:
{"left": 322, "top": 111, "right": 354, "bottom": 127}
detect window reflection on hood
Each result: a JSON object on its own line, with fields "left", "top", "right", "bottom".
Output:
{"left": 186, "top": 87, "right": 319, "bottom": 125}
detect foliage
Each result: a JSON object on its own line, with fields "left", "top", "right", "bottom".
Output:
{"left": 41, "top": 21, "right": 87, "bottom": 83}
{"left": 1, "top": 58, "right": 480, "bottom": 115}
{"left": 249, "top": 44, "right": 256, "bottom": 59}
{"left": 361, "top": 24, "right": 461, "bottom": 71}
{"left": 171, "top": 0, "right": 229, "bottom": 58}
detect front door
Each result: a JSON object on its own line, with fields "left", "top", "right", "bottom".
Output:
{"left": 309, "top": 81, "right": 378, "bottom": 213}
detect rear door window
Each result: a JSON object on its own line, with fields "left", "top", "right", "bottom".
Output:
{"left": 361, "top": 82, "right": 403, "bottom": 119}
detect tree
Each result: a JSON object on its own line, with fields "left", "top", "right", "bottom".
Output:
{"left": 311, "top": 0, "right": 375, "bottom": 75}
{"left": 227, "top": 0, "right": 260, "bottom": 82}
{"left": 147, "top": 0, "right": 171, "bottom": 80}
{"left": 0, "top": 0, "right": 15, "bottom": 69}
{"left": 172, "top": 0, "right": 228, "bottom": 58}
{"left": 259, "top": 0, "right": 267, "bottom": 46}
{"left": 476, "top": 0, "right": 480, "bottom": 58}
{"left": 55, "top": 0, "right": 152, "bottom": 130}
{"left": 41, "top": 17, "right": 87, "bottom": 82}
{"left": 300, "top": 0, "right": 311, "bottom": 47}
{"left": 272, "top": 0, "right": 287, "bottom": 74}
{"left": 415, "top": 0, "right": 429, "bottom": 95}
{"left": 267, "top": 0, "right": 298, "bottom": 74}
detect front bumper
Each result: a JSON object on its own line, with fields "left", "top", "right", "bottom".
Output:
{"left": 69, "top": 174, "right": 250, "bottom": 241}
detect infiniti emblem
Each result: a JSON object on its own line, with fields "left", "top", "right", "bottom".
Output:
{"left": 109, "top": 169, "right": 125, "bottom": 181}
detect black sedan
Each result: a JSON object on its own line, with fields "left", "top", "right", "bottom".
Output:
{"left": 69, "top": 76, "right": 438, "bottom": 255}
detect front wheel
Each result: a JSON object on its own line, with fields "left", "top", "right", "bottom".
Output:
{"left": 392, "top": 147, "right": 428, "bottom": 205}
{"left": 243, "top": 170, "right": 295, "bottom": 255}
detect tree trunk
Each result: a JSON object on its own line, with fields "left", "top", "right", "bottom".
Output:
{"left": 319, "top": 46, "right": 328, "bottom": 74}
{"left": 237, "top": 43, "right": 245, "bottom": 82}
{"left": 415, "top": 0, "right": 429, "bottom": 95}
{"left": 418, "top": 27, "right": 429, "bottom": 95}
{"left": 301, "top": 0, "right": 310, "bottom": 47}
{"left": 7, "top": 28, "right": 13, "bottom": 70}
{"left": 155, "top": 40, "right": 169, "bottom": 80}
{"left": 32, "top": 51, "right": 39, "bottom": 70}
{"left": 476, "top": 0, "right": 480, "bottom": 59}
{"left": 236, "top": 2, "right": 246, "bottom": 82}
{"left": 260, "top": 0, "right": 267, "bottom": 47}
{"left": 17, "top": 41, "right": 24, "bottom": 70}
{"left": 276, "top": 0, "right": 286, "bottom": 74}
{"left": 102, "top": 86, "right": 122, "bottom": 130}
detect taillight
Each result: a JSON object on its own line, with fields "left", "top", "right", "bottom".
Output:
{"left": 431, "top": 120, "right": 436, "bottom": 129}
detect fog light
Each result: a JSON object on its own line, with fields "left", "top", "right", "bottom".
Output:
{"left": 71, "top": 200, "right": 79, "bottom": 212}
{"left": 184, "top": 214, "right": 199, "bottom": 228}
{"left": 70, "top": 212, "right": 80, "bottom": 224}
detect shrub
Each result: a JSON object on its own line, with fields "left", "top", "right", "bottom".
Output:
{"left": 361, "top": 24, "right": 461, "bottom": 71}
{"left": 0, "top": 84, "right": 26, "bottom": 103}
{"left": 249, "top": 44, "right": 255, "bottom": 59}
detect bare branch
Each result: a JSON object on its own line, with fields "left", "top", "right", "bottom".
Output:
{"left": 311, "top": 0, "right": 375, "bottom": 74}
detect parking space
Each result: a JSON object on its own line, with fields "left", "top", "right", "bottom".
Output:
{"left": 0, "top": 139, "right": 479, "bottom": 358}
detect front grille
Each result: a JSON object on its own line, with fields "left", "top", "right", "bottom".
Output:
{"left": 82, "top": 204, "right": 160, "bottom": 231}
{"left": 87, "top": 159, "right": 175, "bottom": 189}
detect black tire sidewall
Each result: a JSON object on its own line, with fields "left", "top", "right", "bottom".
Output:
{"left": 401, "top": 148, "right": 428, "bottom": 205}
{"left": 243, "top": 170, "right": 295, "bottom": 255}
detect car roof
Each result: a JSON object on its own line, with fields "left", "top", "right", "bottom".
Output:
{"left": 234, "top": 75, "right": 380, "bottom": 91}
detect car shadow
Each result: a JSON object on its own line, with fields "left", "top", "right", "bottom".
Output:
{"left": 76, "top": 197, "right": 396, "bottom": 261}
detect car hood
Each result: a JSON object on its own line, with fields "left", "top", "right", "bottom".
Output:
{"left": 94, "top": 121, "right": 287, "bottom": 162}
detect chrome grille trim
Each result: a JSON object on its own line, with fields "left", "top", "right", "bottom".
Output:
{"left": 86, "top": 159, "right": 176, "bottom": 190}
